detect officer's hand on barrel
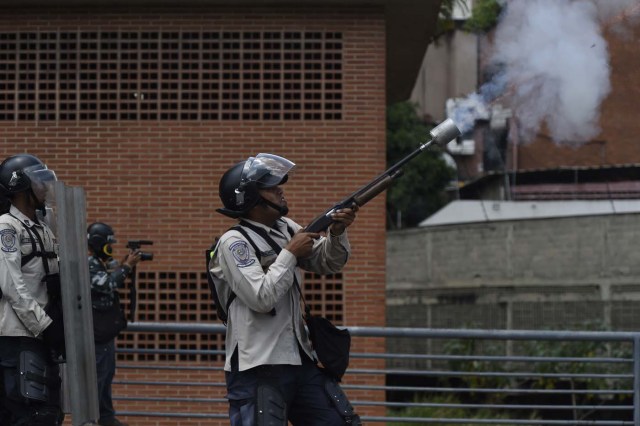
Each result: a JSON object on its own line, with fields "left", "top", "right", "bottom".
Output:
{"left": 329, "top": 203, "right": 359, "bottom": 236}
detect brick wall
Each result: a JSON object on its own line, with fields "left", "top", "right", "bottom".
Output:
{"left": 514, "top": 22, "right": 640, "bottom": 169}
{"left": 0, "top": 5, "right": 388, "bottom": 423}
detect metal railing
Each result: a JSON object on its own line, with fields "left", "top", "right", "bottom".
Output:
{"left": 112, "top": 322, "right": 640, "bottom": 425}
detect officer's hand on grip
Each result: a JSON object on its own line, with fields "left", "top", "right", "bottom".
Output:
{"left": 286, "top": 230, "right": 321, "bottom": 259}
{"left": 328, "top": 203, "right": 359, "bottom": 236}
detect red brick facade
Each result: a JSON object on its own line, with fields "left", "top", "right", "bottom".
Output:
{"left": 513, "top": 22, "right": 640, "bottom": 170}
{"left": 0, "top": 5, "right": 388, "bottom": 424}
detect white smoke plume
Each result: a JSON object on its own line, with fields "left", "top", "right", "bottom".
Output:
{"left": 454, "top": 0, "right": 639, "bottom": 144}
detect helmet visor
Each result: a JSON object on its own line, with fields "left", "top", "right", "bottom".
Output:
{"left": 24, "top": 164, "right": 57, "bottom": 184}
{"left": 241, "top": 153, "right": 295, "bottom": 188}
{"left": 24, "top": 164, "right": 57, "bottom": 204}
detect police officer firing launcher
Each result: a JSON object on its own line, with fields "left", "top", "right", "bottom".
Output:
{"left": 209, "top": 153, "right": 362, "bottom": 426}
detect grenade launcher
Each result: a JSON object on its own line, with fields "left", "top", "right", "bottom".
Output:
{"left": 304, "top": 118, "right": 461, "bottom": 233}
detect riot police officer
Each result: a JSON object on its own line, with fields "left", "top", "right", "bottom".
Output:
{"left": 209, "top": 153, "right": 362, "bottom": 425}
{"left": 0, "top": 154, "right": 63, "bottom": 425}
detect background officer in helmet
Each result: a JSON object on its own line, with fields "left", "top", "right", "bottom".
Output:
{"left": 0, "top": 154, "right": 64, "bottom": 425}
{"left": 87, "top": 222, "right": 140, "bottom": 426}
{"left": 209, "top": 153, "right": 361, "bottom": 425}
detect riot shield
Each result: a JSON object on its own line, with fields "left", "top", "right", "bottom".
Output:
{"left": 52, "top": 181, "right": 100, "bottom": 425}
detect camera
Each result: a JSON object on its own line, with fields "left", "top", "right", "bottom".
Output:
{"left": 126, "top": 240, "right": 154, "bottom": 261}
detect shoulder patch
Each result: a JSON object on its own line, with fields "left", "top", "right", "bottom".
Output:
{"left": 229, "top": 240, "right": 255, "bottom": 267}
{"left": 0, "top": 228, "right": 18, "bottom": 253}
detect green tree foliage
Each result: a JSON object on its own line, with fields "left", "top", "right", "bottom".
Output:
{"left": 386, "top": 102, "right": 455, "bottom": 229}
{"left": 520, "top": 321, "right": 632, "bottom": 397}
{"left": 435, "top": 0, "right": 461, "bottom": 36}
{"left": 437, "top": 0, "right": 503, "bottom": 37}
{"left": 441, "top": 320, "right": 632, "bottom": 423}
{"left": 388, "top": 394, "right": 531, "bottom": 425}
{"left": 463, "top": 0, "right": 503, "bottom": 33}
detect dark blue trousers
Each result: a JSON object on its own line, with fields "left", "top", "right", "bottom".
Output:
{"left": 225, "top": 354, "right": 346, "bottom": 426}
{"left": 0, "top": 337, "right": 63, "bottom": 426}
{"left": 95, "top": 340, "right": 116, "bottom": 424}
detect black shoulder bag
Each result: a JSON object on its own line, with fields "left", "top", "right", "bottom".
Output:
{"left": 92, "top": 290, "right": 127, "bottom": 344}
{"left": 238, "top": 221, "right": 351, "bottom": 381}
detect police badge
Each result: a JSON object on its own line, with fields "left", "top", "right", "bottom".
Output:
{"left": 0, "top": 228, "right": 17, "bottom": 253}
{"left": 229, "top": 240, "right": 255, "bottom": 267}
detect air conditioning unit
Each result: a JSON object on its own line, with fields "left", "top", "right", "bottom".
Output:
{"left": 490, "top": 105, "right": 512, "bottom": 131}
{"left": 447, "top": 138, "right": 475, "bottom": 155}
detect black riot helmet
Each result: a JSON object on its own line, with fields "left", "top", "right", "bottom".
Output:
{"left": 87, "top": 222, "right": 117, "bottom": 260}
{"left": 216, "top": 153, "right": 295, "bottom": 218}
{"left": 0, "top": 154, "right": 57, "bottom": 203}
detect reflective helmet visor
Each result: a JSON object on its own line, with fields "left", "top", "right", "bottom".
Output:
{"left": 24, "top": 164, "right": 57, "bottom": 184}
{"left": 240, "top": 153, "right": 295, "bottom": 188}
{"left": 24, "top": 164, "right": 57, "bottom": 204}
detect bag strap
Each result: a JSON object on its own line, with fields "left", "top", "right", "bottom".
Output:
{"left": 206, "top": 223, "right": 274, "bottom": 324}
{"left": 205, "top": 240, "right": 233, "bottom": 325}
{"left": 237, "top": 220, "right": 310, "bottom": 316}
{"left": 8, "top": 213, "right": 56, "bottom": 271}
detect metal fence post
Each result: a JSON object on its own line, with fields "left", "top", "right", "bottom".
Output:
{"left": 634, "top": 336, "right": 640, "bottom": 426}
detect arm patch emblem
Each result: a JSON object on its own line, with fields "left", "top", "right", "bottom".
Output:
{"left": 0, "top": 228, "right": 18, "bottom": 253}
{"left": 229, "top": 240, "right": 255, "bottom": 267}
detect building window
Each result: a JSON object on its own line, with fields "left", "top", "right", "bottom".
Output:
{"left": 0, "top": 31, "right": 343, "bottom": 121}
{"left": 303, "top": 272, "right": 345, "bottom": 323}
{"left": 119, "top": 271, "right": 223, "bottom": 362}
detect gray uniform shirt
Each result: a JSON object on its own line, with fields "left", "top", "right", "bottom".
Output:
{"left": 0, "top": 205, "right": 58, "bottom": 338}
{"left": 209, "top": 216, "right": 351, "bottom": 372}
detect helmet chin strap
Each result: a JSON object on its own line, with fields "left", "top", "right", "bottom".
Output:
{"left": 260, "top": 197, "right": 289, "bottom": 216}
{"left": 29, "top": 189, "right": 47, "bottom": 218}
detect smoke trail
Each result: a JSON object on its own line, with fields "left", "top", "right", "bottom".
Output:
{"left": 453, "top": 0, "right": 637, "bottom": 144}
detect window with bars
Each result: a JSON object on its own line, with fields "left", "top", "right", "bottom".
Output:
{"left": 303, "top": 272, "right": 345, "bottom": 323}
{"left": 119, "top": 271, "right": 223, "bottom": 362}
{"left": 118, "top": 270, "right": 345, "bottom": 362}
{"left": 0, "top": 31, "right": 343, "bottom": 121}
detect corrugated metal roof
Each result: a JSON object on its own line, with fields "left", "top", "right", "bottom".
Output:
{"left": 419, "top": 199, "right": 640, "bottom": 227}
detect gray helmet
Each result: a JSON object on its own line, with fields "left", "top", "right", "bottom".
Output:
{"left": 216, "top": 153, "right": 295, "bottom": 218}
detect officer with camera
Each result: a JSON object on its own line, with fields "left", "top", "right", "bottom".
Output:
{"left": 87, "top": 222, "right": 141, "bottom": 426}
{"left": 0, "top": 154, "right": 63, "bottom": 425}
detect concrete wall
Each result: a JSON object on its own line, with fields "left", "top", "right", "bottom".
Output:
{"left": 387, "top": 213, "right": 640, "bottom": 332}
{"left": 410, "top": 30, "right": 478, "bottom": 122}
